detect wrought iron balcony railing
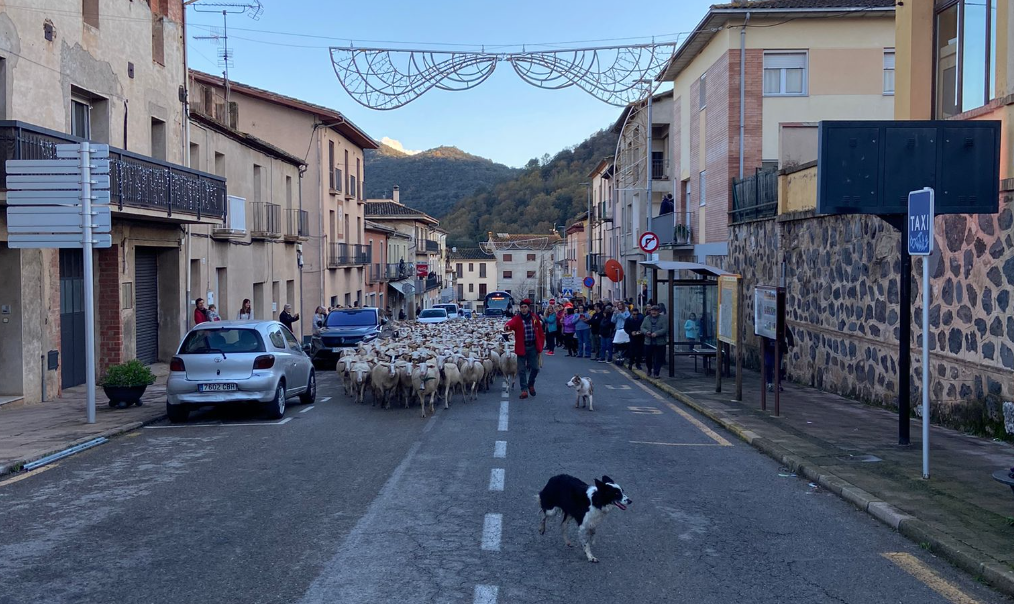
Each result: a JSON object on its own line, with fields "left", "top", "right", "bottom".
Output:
{"left": 328, "top": 242, "right": 371, "bottom": 268}
{"left": 424, "top": 239, "right": 440, "bottom": 253}
{"left": 0, "top": 121, "right": 225, "bottom": 220}
{"left": 386, "top": 262, "right": 414, "bottom": 281}
{"left": 283, "top": 208, "right": 309, "bottom": 241}
{"left": 250, "top": 202, "right": 281, "bottom": 239}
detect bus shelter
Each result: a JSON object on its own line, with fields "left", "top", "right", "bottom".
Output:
{"left": 639, "top": 260, "right": 728, "bottom": 377}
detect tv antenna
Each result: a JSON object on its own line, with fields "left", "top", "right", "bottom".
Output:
{"left": 190, "top": 1, "right": 264, "bottom": 104}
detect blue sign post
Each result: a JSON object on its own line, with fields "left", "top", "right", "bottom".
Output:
{"left": 908, "top": 187, "right": 934, "bottom": 479}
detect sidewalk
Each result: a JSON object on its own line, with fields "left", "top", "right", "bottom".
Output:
{"left": 0, "top": 366, "right": 168, "bottom": 476}
{"left": 628, "top": 353, "right": 1014, "bottom": 595}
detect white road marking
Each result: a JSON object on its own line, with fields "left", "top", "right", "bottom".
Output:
{"left": 589, "top": 369, "right": 610, "bottom": 374}
{"left": 605, "top": 384, "right": 631, "bottom": 390}
{"left": 474, "top": 584, "right": 499, "bottom": 604}
{"left": 489, "top": 468, "right": 505, "bottom": 491}
{"left": 319, "top": 396, "right": 332, "bottom": 402}
{"left": 627, "top": 406, "right": 663, "bottom": 415}
{"left": 629, "top": 440, "right": 726, "bottom": 447}
{"left": 493, "top": 440, "right": 507, "bottom": 458}
{"left": 482, "top": 513, "right": 502, "bottom": 551}
{"left": 620, "top": 367, "right": 734, "bottom": 447}
{"left": 145, "top": 417, "right": 292, "bottom": 429}
{"left": 300, "top": 406, "right": 315, "bottom": 413}
{"left": 498, "top": 401, "right": 509, "bottom": 431}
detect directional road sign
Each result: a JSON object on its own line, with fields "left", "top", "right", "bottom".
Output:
{"left": 57, "top": 143, "right": 109, "bottom": 159}
{"left": 6, "top": 205, "right": 111, "bottom": 233}
{"left": 5, "top": 159, "right": 110, "bottom": 174}
{"left": 6, "top": 189, "right": 111, "bottom": 205}
{"left": 907, "top": 187, "right": 934, "bottom": 256}
{"left": 8, "top": 233, "right": 112, "bottom": 249}
{"left": 639, "top": 231, "right": 659, "bottom": 253}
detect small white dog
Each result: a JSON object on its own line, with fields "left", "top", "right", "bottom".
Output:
{"left": 566, "top": 374, "right": 594, "bottom": 411}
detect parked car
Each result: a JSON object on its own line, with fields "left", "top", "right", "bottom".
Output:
{"left": 462, "top": 309, "right": 473, "bottom": 319}
{"left": 166, "top": 320, "right": 316, "bottom": 423}
{"left": 309, "top": 307, "right": 385, "bottom": 365}
{"left": 433, "top": 303, "right": 461, "bottom": 319}
{"left": 417, "top": 308, "right": 449, "bottom": 324}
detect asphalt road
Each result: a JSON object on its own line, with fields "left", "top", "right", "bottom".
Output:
{"left": 0, "top": 353, "right": 1008, "bottom": 604}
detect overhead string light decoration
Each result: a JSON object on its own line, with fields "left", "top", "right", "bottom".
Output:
{"left": 329, "top": 42, "right": 679, "bottom": 110}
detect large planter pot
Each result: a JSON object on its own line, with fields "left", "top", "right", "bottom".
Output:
{"left": 103, "top": 385, "right": 148, "bottom": 408}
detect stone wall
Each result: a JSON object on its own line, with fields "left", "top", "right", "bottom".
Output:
{"left": 728, "top": 192, "right": 1014, "bottom": 435}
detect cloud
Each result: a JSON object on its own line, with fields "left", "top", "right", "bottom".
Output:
{"left": 380, "top": 137, "right": 422, "bottom": 155}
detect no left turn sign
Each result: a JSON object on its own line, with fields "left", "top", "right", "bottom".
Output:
{"left": 639, "top": 231, "right": 659, "bottom": 253}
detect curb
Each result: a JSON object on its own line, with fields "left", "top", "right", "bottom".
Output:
{"left": 634, "top": 368, "right": 1014, "bottom": 596}
{"left": 0, "top": 413, "right": 165, "bottom": 477}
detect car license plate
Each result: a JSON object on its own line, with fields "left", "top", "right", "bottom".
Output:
{"left": 198, "top": 383, "right": 238, "bottom": 392}
{"left": 331, "top": 347, "right": 341, "bottom": 353}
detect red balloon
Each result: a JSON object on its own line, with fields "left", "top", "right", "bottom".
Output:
{"left": 604, "top": 259, "right": 624, "bottom": 283}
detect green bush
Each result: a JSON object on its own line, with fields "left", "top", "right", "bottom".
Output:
{"left": 100, "top": 359, "right": 156, "bottom": 387}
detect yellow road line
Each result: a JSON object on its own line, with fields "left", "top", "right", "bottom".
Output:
{"left": 619, "top": 368, "right": 733, "bottom": 447}
{"left": 882, "top": 552, "right": 981, "bottom": 604}
{"left": 629, "top": 441, "right": 726, "bottom": 447}
{"left": 0, "top": 463, "right": 57, "bottom": 487}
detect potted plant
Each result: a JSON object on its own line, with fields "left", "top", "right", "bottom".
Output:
{"left": 100, "top": 359, "right": 156, "bottom": 408}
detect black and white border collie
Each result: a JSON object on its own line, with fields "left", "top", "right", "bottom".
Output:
{"left": 537, "top": 474, "right": 631, "bottom": 563}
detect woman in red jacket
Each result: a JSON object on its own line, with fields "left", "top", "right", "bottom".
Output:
{"left": 502, "top": 299, "right": 545, "bottom": 399}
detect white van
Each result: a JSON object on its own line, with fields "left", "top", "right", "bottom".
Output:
{"left": 433, "top": 303, "right": 461, "bottom": 319}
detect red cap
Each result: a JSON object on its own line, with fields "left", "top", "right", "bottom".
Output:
{"left": 521, "top": 298, "right": 532, "bottom": 305}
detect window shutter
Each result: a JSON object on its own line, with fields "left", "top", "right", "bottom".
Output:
{"left": 764, "top": 53, "right": 806, "bottom": 69}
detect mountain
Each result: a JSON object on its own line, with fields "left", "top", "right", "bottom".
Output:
{"left": 439, "top": 128, "right": 619, "bottom": 248}
{"left": 364, "top": 144, "right": 521, "bottom": 218}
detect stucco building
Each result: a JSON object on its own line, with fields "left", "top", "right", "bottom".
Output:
{"left": 0, "top": 1, "right": 225, "bottom": 404}
{"left": 189, "top": 71, "right": 378, "bottom": 323}
{"left": 484, "top": 233, "right": 562, "bottom": 302}
{"left": 449, "top": 248, "right": 496, "bottom": 312}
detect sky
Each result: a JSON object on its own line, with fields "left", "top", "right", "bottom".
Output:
{"left": 186, "top": 0, "right": 715, "bottom": 168}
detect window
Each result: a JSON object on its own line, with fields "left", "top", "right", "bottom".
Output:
{"left": 83, "top": 0, "right": 99, "bottom": 28}
{"left": 468, "top": 262, "right": 474, "bottom": 272}
{"left": 503, "top": 270, "right": 513, "bottom": 279}
{"left": 285, "top": 176, "right": 292, "bottom": 209}
{"left": 189, "top": 143, "right": 200, "bottom": 169}
{"left": 699, "top": 73, "right": 707, "bottom": 108}
{"left": 935, "top": 0, "right": 997, "bottom": 117}
{"left": 527, "top": 254, "right": 536, "bottom": 261}
{"left": 344, "top": 149, "right": 349, "bottom": 190}
{"left": 456, "top": 263, "right": 463, "bottom": 278}
{"left": 268, "top": 329, "right": 286, "bottom": 350}
{"left": 469, "top": 283, "right": 474, "bottom": 293}
{"left": 152, "top": 16, "right": 165, "bottom": 65}
{"left": 150, "top": 117, "right": 166, "bottom": 161}
{"left": 763, "top": 52, "right": 807, "bottom": 96}
{"left": 479, "top": 283, "right": 487, "bottom": 297}
{"left": 699, "top": 171, "right": 707, "bottom": 207}
{"left": 214, "top": 152, "right": 225, "bottom": 177}
{"left": 356, "top": 158, "right": 362, "bottom": 200}
{"left": 503, "top": 254, "right": 512, "bottom": 262}
{"left": 883, "top": 49, "right": 895, "bottom": 95}
{"left": 527, "top": 271, "right": 535, "bottom": 278}
{"left": 457, "top": 284, "right": 464, "bottom": 300}
{"left": 253, "top": 164, "right": 262, "bottom": 204}
{"left": 684, "top": 179, "right": 691, "bottom": 213}
{"left": 71, "top": 98, "right": 90, "bottom": 139}
{"left": 329, "top": 141, "right": 335, "bottom": 189}
{"left": 479, "top": 264, "right": 487, "bottom": 278}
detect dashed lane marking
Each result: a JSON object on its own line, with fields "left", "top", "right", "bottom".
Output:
{"left": 605, "top": 384, "right": 631, "bottom": 390}
{"left": 0, "top": 464, "right": 57, "bottom": 487}
{"left": 489, "top": 468, "right": 505, "bottom": 491}
{"left": 882, "top": 552, "right": 981, "bottom": 604}
{"left": 498, "top": 401, "right": 509, "bottom": 432}
{"left": 493, "top": 441, "right": 507, "bottom": 458}
{"left": 630, "top": 441, "right": 727, "bottom": 447}
{"left": 628, "top": 406, "right": 663, "bottom": 415}
{"left": 299, "top": 406, "right": 315, "bottom": 413}
{"left": 619, "top": 368, "right": 733, "bottom": 447}
{"left": 319, "top": 396, "right": 332, "bottom": 402}
{"left": 481, "top": 513, "right": 502, "bottom": 551}
{"left": 474, "top": 584, "right": 499, "bottom": 604}
{"left": 589, "top": 369, "right": 611, "bottom": 374}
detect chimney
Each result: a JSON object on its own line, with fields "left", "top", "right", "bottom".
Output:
{"left": 393, "top": 185, "right": 400, "bottom": 204}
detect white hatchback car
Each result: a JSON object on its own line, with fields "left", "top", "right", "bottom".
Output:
{"left": 417, "top": 308, "right": 449, "bottom": 324}
{"left": 166, "top": 320, "right": 316, "bottom": 422}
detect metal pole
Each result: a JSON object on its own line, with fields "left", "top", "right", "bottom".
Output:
{"left": 922, "top": 253, "right": 930, "bottom": 478}
{"left": 760, "top": 337, "right": 767, "bottom": 412}
{"left": 645, "top": 91, "right": 654, "bottom": 307}
{"left": 81, "top": 141, "right": 96, "bottom": 424}
{"left": 667, "top": 269, "right": 675, "bottom": 378}
{"left": 587, "top": 183, "right": 593, "bottom": 279}
{"left": 735, "top": 280, "right": 743, "bottom": 401}
{"left": 899, "top": 243, "right": 912, "bottom": 445}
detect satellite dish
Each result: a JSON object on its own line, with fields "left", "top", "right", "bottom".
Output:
{"left": 604, "top": 259, "right": 624, "bottom": 283}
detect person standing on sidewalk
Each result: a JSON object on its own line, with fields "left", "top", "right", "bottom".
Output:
{"left": 588, "top": 303, "right": 603, "bottom": 359}
{"left": 503, "top": 299, "right": 545, "bottom": 399}
{"left": 562, "top": 307, "right": 578, "bottom": 356}
{"left": 279, "top": 304, "right": 300, "bottom": 333}
{"left": 574, "top": 305, "right": 592, "bottom": 358}
{"left": 194, "top": 298, "right": 209, "bottom": 325}
{"left": 597, "top": 304, "right": 616, "bottom": 363}
{"left": 542, "top": 304, "right": 558, "bottom": 355}
{"left": 236, "top": 299, "right": 253, "bottom": 320}
{"left": 206, "top": 304, "right": 222, "bottom": 321}
{"left": 643, "top": 306, "right": 669, "bottom": 378}
{"left": 624, "top": 307, "right": 645, "bottom": 371}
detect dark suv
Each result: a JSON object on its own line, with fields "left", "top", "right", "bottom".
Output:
{"left": 309, "top": 307, "right": 384, "bottom": 365}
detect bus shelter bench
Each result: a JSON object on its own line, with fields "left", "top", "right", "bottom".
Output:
{"left": 671, "top": 341, "right": 717, "bottom": 373}
{"left": 991, "top": 469, "right": 1014, "bottom": 497}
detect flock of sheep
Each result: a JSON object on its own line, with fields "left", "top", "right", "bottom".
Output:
{"left": 334, "top": 320, "right": 520, "bottom": 418}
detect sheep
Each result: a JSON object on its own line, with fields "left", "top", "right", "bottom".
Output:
{"left": 500, "top": 352, "right": 519, "bottom": 392}
{"left": 412, "top": 362, "right": 441, "bottom": 418}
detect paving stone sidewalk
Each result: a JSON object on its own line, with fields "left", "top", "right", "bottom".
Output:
{"left": 0, "top": 367, "right": 168, "bottom": 476}
{"left": 625, "top": 354, "right": 1014, "bottom": 596}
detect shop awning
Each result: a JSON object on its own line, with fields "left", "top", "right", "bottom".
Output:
{"left": 388, "top": 280, "right": 415, "bottom": 296}
{"left": 638, "top": 260, "right": 729, "bottom": 278}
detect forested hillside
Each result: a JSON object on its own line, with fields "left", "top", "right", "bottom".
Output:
{"left": 364, "top": 144, "right": 520, "bottom": 217}
{"left": 439, "top": 128, "right": 618, "bottom": 248}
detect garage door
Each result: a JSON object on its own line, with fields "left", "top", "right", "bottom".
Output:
{"left": 134, "top": 249, "right": 159, "bottom": 364}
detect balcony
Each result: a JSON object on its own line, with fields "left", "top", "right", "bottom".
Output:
{"left": 386, "top": 262, "right": 414, "bottom": 281}
{"left": 415, "top": 274, "right": 441, "bottom": 293}
{"left": 328, "top": 242, "right": 371, "bottom": 268}
{"left": 651, "top": 156, "right": 667, "bottom": 180}
{"left": 249, "top": 202, "right": 281, "bottom": 239}
{"left": 586, "top": 253, "right": 600, "bottom": 274}
{"left": 652, "top": 210, "right": 695, "bottom": 247}
{"left": 424, "top": 239, "right": 440, "bottom": 253}
{"left": 283, "top": 208, "right": 309, "bottom": 242}
{"left": 0, "top": 121, "right": 225, "bottom": 222}
{"left": 731, "top": 169, "right": 778, "bottom": 224}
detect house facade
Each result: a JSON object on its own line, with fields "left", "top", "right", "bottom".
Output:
{"left": 449, "top": 248, "right": 497, "bottom": 312}
{"left": 0, "top": 1, "right": 225, "bottom": 404}
{"left": 485, "top": 233, "right": 562, "bottom": 302}
{"left": 588, "top": 159, "right": 620, "bottom": 301}
{"left": 189, "top": 71, "right": 377, "bottom": 322}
